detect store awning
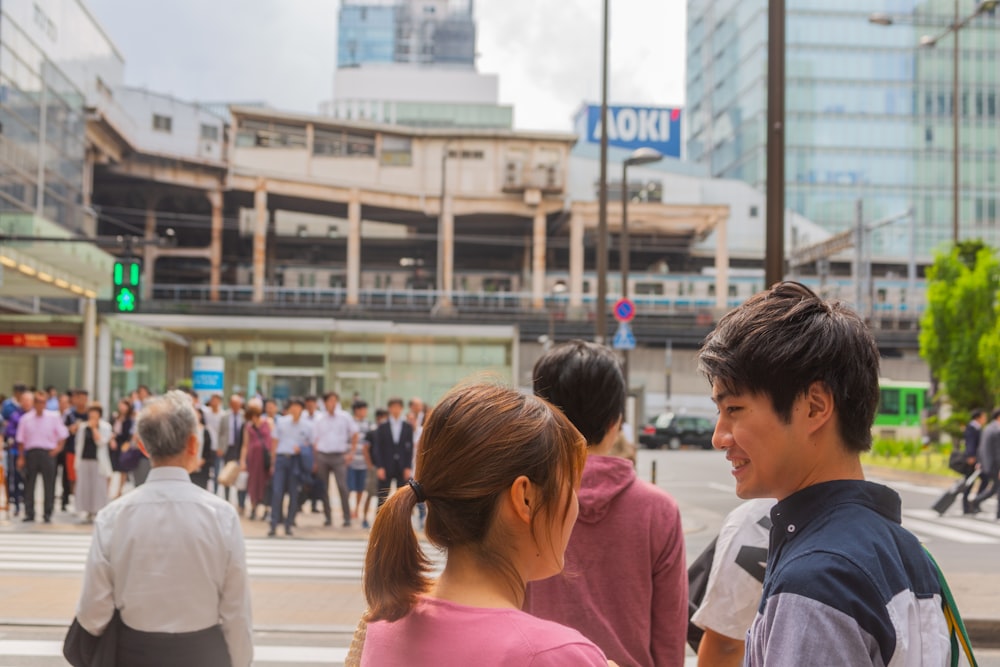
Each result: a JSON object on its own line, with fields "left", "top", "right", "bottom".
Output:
{"left": 0, "top": 213, "right": 115, "bottom": 299}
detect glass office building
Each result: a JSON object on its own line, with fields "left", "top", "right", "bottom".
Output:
{"left": 337, "top": 0, "right": 475, "bottom": 68}
{"left": 686, "top": 0, "right": 1000, "bottom": 258}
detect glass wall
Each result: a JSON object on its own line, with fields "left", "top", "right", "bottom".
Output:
{"left": 685, "top": 0, "right": 1000, "bottom": 258}
{"left": 0, "top": 0, "right": 122, "bottom": 233}
{"left": 183, "top": 328, "right": 514, "bottom": 410}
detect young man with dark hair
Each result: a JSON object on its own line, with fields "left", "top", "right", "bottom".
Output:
{"left": 370, "top": 398, "right": 414, "bottom": 510}
{"left": 698, "top": 281, "right": 950, "bottom": 665}
{"left": 525, "top": 340, "right": 688, "bottom": 667}
{"left": 61, "top": 389, "right": 89, "bottom": 512}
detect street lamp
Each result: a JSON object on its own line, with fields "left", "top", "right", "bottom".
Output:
{"left": 620, "top": 147, "right": 663, "bottom": 392}
{"left": 869, "top": 0, "right": 998, "bottom": 244}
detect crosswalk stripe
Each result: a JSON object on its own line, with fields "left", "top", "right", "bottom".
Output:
{"left": 0, "top": 640, "right": 347, "bottom": 664}
{"left": 906, "top": 509, "right": 1000, "bottom": 537}
{"left": 901, "top": 515, "right": 997, "bottom": 544}
{"left": 0, "top": 535, "right": 444, "bottom": 578}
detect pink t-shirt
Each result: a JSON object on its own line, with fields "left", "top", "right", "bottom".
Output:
{"left": 362, "top": 597, "right": 607, "bottom": 666}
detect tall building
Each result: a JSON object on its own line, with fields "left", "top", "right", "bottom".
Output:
{"left": 337, "top": 0, "right": 475, "bottom": 68}
{"left": 685, "top": 0, "right": 1000, "bottom": 259}
{"left": 326, "top": 0, "right": 512, "bottom": 129}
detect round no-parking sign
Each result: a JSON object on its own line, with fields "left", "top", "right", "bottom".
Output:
{"left": 613, "top": 298, "right": 635, "bottom": 323}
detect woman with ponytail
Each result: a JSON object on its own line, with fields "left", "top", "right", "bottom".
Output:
{"left": 360, "top": 382, "right": 613, "bottom": 666}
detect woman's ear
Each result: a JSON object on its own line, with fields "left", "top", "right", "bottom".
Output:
{"left": 507, "top": 475, "right": 534, "bottom": 525}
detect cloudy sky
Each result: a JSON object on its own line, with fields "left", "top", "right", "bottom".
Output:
{"left": 86, "top": 0, "right": 687, "bottom": 132}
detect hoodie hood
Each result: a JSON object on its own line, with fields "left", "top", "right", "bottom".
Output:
{"left": 577, "top": 455, "right": 637, "bottom": 524}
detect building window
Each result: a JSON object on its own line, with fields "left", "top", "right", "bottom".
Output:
{"left": 380, "top": 135, "right": 413, "bottom": 166}
{"left": 235, "top": 119, "right": 307, "bottom": 148}
{"left": 749, "top": 205, "right": 759, "bottom": 218}
{"left": 152, "top": 114, "right": 172, "bottom": 133}
{"left": 200, "top": 124, "right": 220, "bottom": 142}
{"left": 448, "top": 149, "right": 485, "bottom": 160}
{"left": 313, "top": 128, "right": 376, "bottom": 157}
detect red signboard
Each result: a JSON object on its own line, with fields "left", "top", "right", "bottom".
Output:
{"left": 123, "top": 349, "right": 135, "bottom": 371}
{"left": 0, "top": 334, "right": 78, "bottom": 349}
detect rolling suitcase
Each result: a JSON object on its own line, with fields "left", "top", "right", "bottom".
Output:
{"left": 932, "top": 469, "right": 980, "bottom": 516}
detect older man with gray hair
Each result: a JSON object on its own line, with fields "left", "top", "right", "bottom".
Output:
{"left": 67, "top": 390, "right": 253, "bottom": 667}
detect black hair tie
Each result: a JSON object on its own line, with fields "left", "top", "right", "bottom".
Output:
{"left": 408, "top": 478, "right": 427, "bottom": 503}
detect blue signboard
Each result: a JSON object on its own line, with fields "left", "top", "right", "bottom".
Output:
{"left": 192, "top": 356, "right": 225, "bottom": 400}
{"left": 582, "top": 105, "right": 682, "bottom": 158}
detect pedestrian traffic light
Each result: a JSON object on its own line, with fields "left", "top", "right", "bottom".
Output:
{"left": 112, "top": 259, "right": 141, "bottom": 313}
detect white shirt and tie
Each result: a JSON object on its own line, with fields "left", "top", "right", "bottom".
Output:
{"left": 389, "top": 416, "right": 404, "bottom": 444}
{"left": 75, "top": 466, "right": 253, "bottom": 666}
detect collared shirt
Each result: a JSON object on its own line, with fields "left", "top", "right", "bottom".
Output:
{"left": 274, "top": 415, "right": 313, "bottom": 455}
{"left": 389, "top": 416, "right": 404, "bottom": 444}
{"left": 314, "top": 408, "right": 359, "bottom": 454}
{"left": 75, "top": 466, "right": 253, "bottom": 667}
{"left": 202, "top": 407, "right": 224, "bottom": 441}
{"left": 745, "top": 480, "right": 949, "bottom": 666}
{"left": 15, "top": 410, "right": 69, "bottom": 451}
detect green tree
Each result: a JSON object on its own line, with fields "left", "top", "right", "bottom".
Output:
{"left": 919, "top": 240, "right": 1000, "bottom": 412}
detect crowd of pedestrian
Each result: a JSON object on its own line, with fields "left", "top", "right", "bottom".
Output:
{"left": 1, "top": 385, "right": 149, "bottom": 523}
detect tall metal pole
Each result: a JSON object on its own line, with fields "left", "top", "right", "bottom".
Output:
{"left": 951, "top": 0, "right": 960, "bottom": 245}
{"left": 765, "top": 0, "right": 786, "bottom": 287}
{"left": 621, "top": 162, "right": 630, "bottom": 391}
{"left": 854, "top": 198, "right": 864, "bottom": 316}
{"left": 595, "top": 0, "right": 610, "bottom": 343}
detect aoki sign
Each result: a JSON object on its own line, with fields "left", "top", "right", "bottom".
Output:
{"left": 580, "top": 105, "right": 682, "bottom": 158}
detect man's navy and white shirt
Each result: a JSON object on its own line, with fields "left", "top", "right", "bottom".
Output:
{"left": 745, "top": 480, "right": 953, "bottom": 666}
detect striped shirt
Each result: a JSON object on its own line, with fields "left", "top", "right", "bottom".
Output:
{"left": 746, "top": 480, "right": 952, "bottom": 666}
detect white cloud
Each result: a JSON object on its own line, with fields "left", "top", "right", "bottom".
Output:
{"left": 85, "top": 0, "right": 685, "bottom": 132}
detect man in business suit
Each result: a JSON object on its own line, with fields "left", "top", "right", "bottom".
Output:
{"left": 370, "top": 397, "right": 414, "bottom": 510}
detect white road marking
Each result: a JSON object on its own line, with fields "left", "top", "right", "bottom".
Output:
{"left": 0, "top": 640, "right": 347, "bottom": 663}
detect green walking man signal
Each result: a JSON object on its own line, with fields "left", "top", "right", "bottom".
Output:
{"left": 112, "top": 259, "right": 141, "bottom": 313}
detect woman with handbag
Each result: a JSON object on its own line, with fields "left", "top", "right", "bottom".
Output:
{"left": 74, "top": 404, "right": 113, "bottom": 522}
{"left": 110, "top": 399, "right": 134, "bottom": 498}
{"left": 239, "top": 404, "right": 272, "bottom": 520}
{"left": 360, "top": 383, "right": 612, "bottom": 666}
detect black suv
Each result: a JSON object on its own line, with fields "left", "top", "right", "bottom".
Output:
{"left": 638, "top": 413, "right": 716, "bottom": 450}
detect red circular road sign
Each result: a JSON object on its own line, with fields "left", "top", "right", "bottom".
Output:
{"left": 613, "top": 298, "right": 636, "bottom": 323}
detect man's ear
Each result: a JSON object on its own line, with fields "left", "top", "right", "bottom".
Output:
{"left": 187, "top": 432, "right": 200, "bottom": 457}
{"left": 804, "top": 381, "right": 835, "bottom": 434}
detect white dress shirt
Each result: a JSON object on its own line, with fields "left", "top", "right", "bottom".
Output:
{"left": 314, "top": 408, "right": 359, "bottom": 454}
{"left": 389, "top": 416, "right": 404, "bottom": 444}
{"left": 76, "top": 466, "right": 253, "bottom": 667}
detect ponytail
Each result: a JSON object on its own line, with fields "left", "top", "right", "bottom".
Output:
{"left": 363, "top": 485, "right": 432, "bottom": 622}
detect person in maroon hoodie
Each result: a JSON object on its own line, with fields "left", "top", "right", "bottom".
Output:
{"left": 525, "top": 340, "right": 688, "bottom": 667}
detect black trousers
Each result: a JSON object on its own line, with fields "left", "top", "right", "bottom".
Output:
{"left": 962, "top": 468, "right": 987, "bottom": 512}
{"left": 24, "top": 448, "right": 56, "bottom": 520}
{"left": 57, "top": 449, "right": 72, "bottom": 509}
{"left": 376, "top": 469, "right": 407, "bottom": 509}
{"left": 971, "top": 471, "right": 1000, "bottom": 514}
